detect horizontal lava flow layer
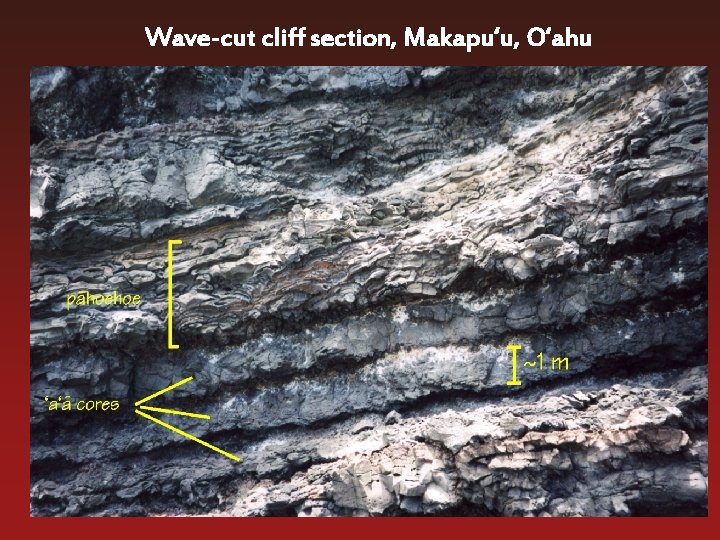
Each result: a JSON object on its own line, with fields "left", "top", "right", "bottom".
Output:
{"left": 30, "top": 66, "right": 707, "bottom": 516}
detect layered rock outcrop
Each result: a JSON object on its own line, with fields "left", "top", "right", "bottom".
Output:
{"left": 30, "top": 66, "right": 707, "bottom": 516}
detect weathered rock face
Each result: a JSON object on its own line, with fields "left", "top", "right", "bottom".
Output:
{"left": 30, "top": 66, "right": 708, "bottom": 516}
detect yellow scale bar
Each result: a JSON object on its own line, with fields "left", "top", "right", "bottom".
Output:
{"left": 506, "top": 344, "right": 523, "bottom": 386}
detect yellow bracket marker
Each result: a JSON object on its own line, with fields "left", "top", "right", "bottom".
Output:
{"left": 506, "top": 344, "right": 523, "bottom": 386}
{"left": 135, "top": 376, "right": 193, "bottom": 407}
{"left": 167, "top": 239, "right": 182, "bottom": 349}
{"left": 135, "top": 409, "right": 240, "bottom": 462}
{"left": 139, "top": 405, "right": 210, "bottom": 420}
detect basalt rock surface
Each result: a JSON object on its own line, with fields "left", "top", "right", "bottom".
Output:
{"left": 30, "top": 66, "right": 708, "bottom": 516}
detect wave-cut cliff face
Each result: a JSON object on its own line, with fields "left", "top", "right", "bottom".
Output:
{"left": 30, "top": 66, "right": 708, "bottom": 516}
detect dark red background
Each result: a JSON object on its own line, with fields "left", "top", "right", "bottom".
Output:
{"left": 1, "top": 0, "right": 714, "bottom": 536}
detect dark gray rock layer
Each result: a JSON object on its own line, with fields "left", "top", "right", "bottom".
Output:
{"left": 30, "top": 66, "right": 707, "bottom": 516}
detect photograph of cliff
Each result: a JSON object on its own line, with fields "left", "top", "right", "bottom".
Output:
{"left": 30, "top": 66, "right": 708, "bottom": 516}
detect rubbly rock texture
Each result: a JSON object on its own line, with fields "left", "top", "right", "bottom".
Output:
{"left": 30, "top": 66, "right": 708, "bottom": 516}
